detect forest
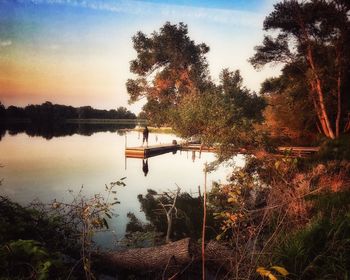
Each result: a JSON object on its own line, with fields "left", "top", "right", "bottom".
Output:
{"left": 1, "top": 0, "right": 350, "bottom": 279}
{"left": 0, "top": 101, "right": 136, "bottom": 123}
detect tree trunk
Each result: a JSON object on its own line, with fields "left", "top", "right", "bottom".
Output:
{"left": 166, "top": 213, "right": 172, "bottom": 244}
{"left": 336, "top": 75, "right": 341, "bottom": 138}
{"left": 94, "top": 238, "right": 234, "bottom": 273}
{"left": 96, "top": 238, "right": 197, "bottom": 271}
{"left": 297, "top": 9, "right": 336, "bottom": 139}
{"left": 335, "top": 41, "right": 345, "bottom": 137}
{"left": 310, "top": 81, "right": 330, "bottom": 138}
{"left": 306, "top": 47, "right": 335, "bottom": 139}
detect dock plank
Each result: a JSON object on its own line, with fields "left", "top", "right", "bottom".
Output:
{"left": 125, "top": 144, "right": 180, "bottom": 158}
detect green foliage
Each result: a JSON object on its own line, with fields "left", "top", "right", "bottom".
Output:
{"left": 0, "top": 197, "right": 78, "bottom": 279}
{"left": 128, "top": 23, "right": 266, "bottom": 155}
{"left": 207, "top": 159, "right": 272, "bottom": 242}
{"left": 0, "top": 178, "right": 125, "bottom": 279}
{"left": 174, "top": 69, "right": 266, "bottom": 159}
{"left": 0, "top": 196, "right": 79, "bottom": 254}
{"left": 127, "top": 21, "right": 210, "bottom": 125}
{"left": 0, "top": 239, "right": 54, "bottom": 280}
{"left": 274, "top": 191, "right": 350, "bottom": 279}
{"left": 46, "top": 180, "right": 124, "bottom": 279}
{"left": 206, "top": 150, "right": 350, "bottom": 278}
{"left": 317, "top": 135, "right": 350, "bottom": 161}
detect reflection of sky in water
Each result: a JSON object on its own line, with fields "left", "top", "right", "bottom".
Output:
{"left": 0, "top": 131, "right": 244, "bottom": 247}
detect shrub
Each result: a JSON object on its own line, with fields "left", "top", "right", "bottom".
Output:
{"left": 273, "top": 191, "right": 350, "bottom": 279}
{"left": 317, "top": 135, "right": 350, "bottom": 161}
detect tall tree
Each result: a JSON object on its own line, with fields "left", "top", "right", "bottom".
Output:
{"left": 126, "top": 22, "right": 210, "bottom": 126}
{"left": 250, "top": 0, "right": 350, "bottom": 139}
{"left": 174, "top": 69, "right": 266, "bottom": 159}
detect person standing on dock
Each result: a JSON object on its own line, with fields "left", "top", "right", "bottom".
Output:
{"left": 142, "top": 126, "right": 149, "bottom": 147}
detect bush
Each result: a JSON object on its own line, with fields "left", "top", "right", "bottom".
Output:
{"left": 317, "top": 135, "right": 350, "bottom": 161}
{"left": 0, "top": 197, "right": 78, "bottom": 279}
{"left": 274, "top": 191, "right": 350, "bottom": 279}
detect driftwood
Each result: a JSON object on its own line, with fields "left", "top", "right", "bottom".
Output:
{"left": 97, "top": 238, "right": 198, "bottom": 271}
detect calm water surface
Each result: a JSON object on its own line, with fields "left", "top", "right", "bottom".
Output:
{"left": 0, "top": 129, "right": 243, "bottom": 247}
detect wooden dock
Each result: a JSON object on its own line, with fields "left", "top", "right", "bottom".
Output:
{"left": 125, "top": 142, "right": 320, "bottom": 159}
{"left": 180, "top": 143, "right": 217, "bottom": 152}
{"left": 125, "top": 144, "right": 181, "bottom": 158}
{"left": 277, "top": 146, "right": 320, "bottom": 157}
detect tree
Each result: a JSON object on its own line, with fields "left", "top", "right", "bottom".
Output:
{"left": 127, "top": 23, "right": 266, "bottom": 155}
{"left": 250, "top": 0, "right": 350, "bottom": 139}
{"left": 6, "top": 106, "right": 25, "bottom": 119}
{"left": 126, "top": 22, "right": 210, "bottom": 125}
{"left": 174, "top": 69, "right": 266, "bottom": 159}
{"left": 260, "top": 62, "right": 318, "bottom": 142}
{"left": 0, "top": 103, "right": 6, "bottom": 119}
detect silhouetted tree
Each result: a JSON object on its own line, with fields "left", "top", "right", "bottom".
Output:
{"left": 0, "top": 103, "right": 6, "bottom": 119}
{"left": 0, "top": 102, "right": 136, "bottom": 122}
{"left": 6, "top": 106, "right": 25, "bottom": 119}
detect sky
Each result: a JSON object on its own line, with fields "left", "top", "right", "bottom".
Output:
{"left": 0, "top": 0, "right": 280, "bottom": 113}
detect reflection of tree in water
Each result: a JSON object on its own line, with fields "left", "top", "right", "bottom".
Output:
{"left": 0, "top": 122, "right": 135, "bottom": 141}
{"left": 0, "top": 102, "right": 138, "bottom": 139}
{"left": 123, "top": 189, "right": 216, "bottom": 246}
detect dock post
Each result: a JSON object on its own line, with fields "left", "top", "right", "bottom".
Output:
{"left": 202, "top": 162, "right": 208, "bottom": 280}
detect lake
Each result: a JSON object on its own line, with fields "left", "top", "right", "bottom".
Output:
{"left": 0, "top": 125, "right": 243, "bottom": 248}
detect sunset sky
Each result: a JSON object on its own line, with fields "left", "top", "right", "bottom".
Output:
{"left": 0, "top": 0, "right": 280, "bottom": 112}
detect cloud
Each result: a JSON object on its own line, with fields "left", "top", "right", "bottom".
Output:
{"left": 17, "top": 0, "right": 264, "bottom": 28}
{"left": 0, "top": 40, "right": 12, "bottom": 47}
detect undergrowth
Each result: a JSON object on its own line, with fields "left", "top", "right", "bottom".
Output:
{"left": 0, "top": 196, "right": 80, "bottom": 279}
{"left": 274, "top": 191, "right": 350, "bottom": 279}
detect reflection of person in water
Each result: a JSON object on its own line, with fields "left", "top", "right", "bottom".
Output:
{"left": 142, "top": 159, "right": 149, "bottom": 177}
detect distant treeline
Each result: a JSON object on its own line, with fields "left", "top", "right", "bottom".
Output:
{"left": 0, "top": 122, "right": 135, "bottom": 141}
{"left": 0, "top": 101, "right": 136, "bottom": 122}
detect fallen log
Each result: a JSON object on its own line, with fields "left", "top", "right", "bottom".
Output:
{"left": 205, "top": 240, "right": 234, "bottom": 272}
{"left": 94, "top": 237, "right": 235, "bottom": 277}
{"left": 97, "top": 238, "right": 198, "bottom": 271}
